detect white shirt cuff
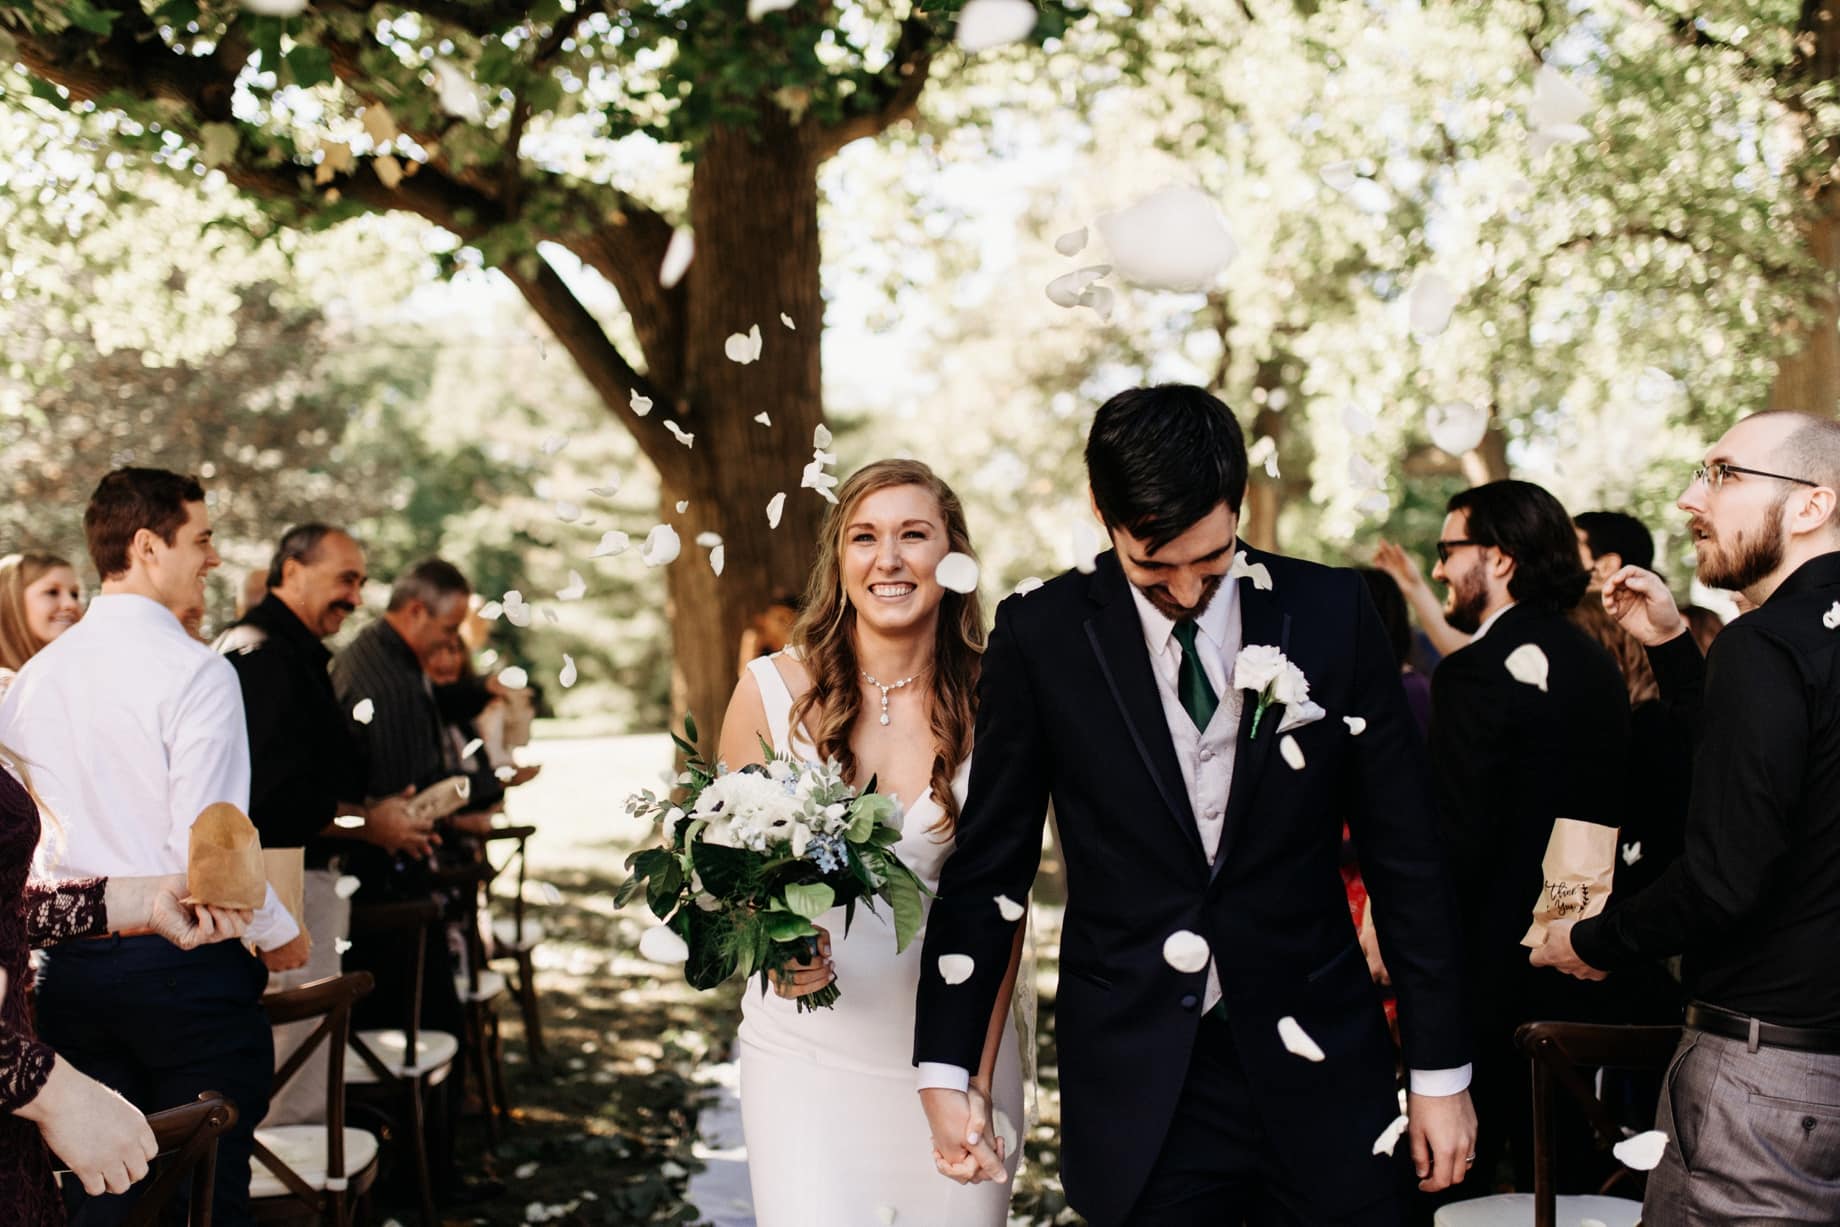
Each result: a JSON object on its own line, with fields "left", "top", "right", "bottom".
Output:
{"left": 1408, "top": 1064, "right": 1472, "bottom": 1097}
{"left": 916, "top": 1062, "right": 971, "bottom": 1094}
{"left": 247, "top": 883, "right": 302, "bottom": 952}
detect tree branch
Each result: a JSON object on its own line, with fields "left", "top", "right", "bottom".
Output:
{"left": 812, "top": 13, "right": 937, "bottom": 160}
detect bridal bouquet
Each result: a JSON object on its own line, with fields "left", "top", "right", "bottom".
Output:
{"left": 618, "top": 717, "right": 927, "bottom": 1011}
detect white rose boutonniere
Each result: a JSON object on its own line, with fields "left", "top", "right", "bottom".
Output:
{"left": 1233, "top": 644, "right": 1310, "bottom": 738}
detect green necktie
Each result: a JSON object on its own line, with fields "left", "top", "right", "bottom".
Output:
{"left": 1171, "top": 619, "right": 1219, "bottom": 732}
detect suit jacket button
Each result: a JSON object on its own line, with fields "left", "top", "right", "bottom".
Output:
{"left": 1180, "top": 993, "right": 1199, "bottom": 1011}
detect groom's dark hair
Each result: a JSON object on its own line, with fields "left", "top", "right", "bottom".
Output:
{"left": 1447, "top": 480, "right": 1590, "bottom": 612}
{"left": 1085, "top": 384, "right": 1248, "bottom": 552}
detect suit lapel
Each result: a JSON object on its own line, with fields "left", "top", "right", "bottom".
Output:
{"left": 1211, "top": 550, "right": 1290, "bottom": 883}
{"left": 1083, "top": 554, "right": 1207, "bottom": 864}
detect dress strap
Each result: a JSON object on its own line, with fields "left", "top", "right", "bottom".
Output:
{"left": 745, "top": 655, "right": 797, "bottom": 757}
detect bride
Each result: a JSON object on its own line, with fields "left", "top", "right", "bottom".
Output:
{"left": 715, "top": 459, "right": 1025, "bottom": 1225}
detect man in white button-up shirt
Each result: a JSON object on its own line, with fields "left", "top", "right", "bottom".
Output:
{"left": 1, "top": 468, "right": 303, "bottom": 1226}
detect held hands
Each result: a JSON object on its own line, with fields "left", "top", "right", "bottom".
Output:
{"left": 1528, "top": 917, "right": 1608, "bottom": 981}
{"left": 768, "top": 926, "right": 835, "bottom": 1001}
{"left": 17, "top": 1057, "right": 158, "bottom": 1197}
{"left": 920, "top": 1085, "right": 1007, "bottom": 1186}
{"left": 147, "top": 879, "right": 252, "bottom": 951}
{"left": 1408, "top": 1088, "right": 1479, "bottom": 1193}
{"left": 1600, "top": 566, "right": 1686, "bottom": 647}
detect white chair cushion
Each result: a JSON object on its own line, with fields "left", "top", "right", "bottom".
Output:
{"left": 1434, "top": 1193, "right": 1643, "bottom": 1227}
{"left": 454, "top": 968, "right": 508, "bottom": 1003}
{"left": 492, "top": 917, "right": 544, "bottom": 953}
{"left": 346, "top": 1029, "right": 460, "bottom": 1083}
{"left": 248, "top": 1125, "right": 380, "bottom": 1200}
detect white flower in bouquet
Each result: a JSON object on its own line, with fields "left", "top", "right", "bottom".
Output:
{"left": 1233, "top": 644, "right": 1288, "bottom": 693}
{"left": 1270, "top": 662, "right": 1311, "bottom": 707}
{"left": 692, "top": 770, "right": 803, "bottom": 852}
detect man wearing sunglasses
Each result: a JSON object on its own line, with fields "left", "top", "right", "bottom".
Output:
{"left": 1531, "top": 410, "right": 1840, "bottom": 1222}
{"left": 1422, "top": 479, "right": 1670, "bottom": 1199}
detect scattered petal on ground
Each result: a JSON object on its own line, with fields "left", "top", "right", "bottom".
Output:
{"left": 352, "top": 699, "right": 374, "bottom": 725}
{"left": 937, "top": 954, "right": 975, "bottom": 984}
{"left": 1613, "top": 1131, "right": 1669, "bottom": 1171}
{"left": 935, "top": 553, "right": 980, "bottom": 594}
{"left": 1162, "top": 929, "right": 1210, "bottom": 973}
{"left": 1277, "top": 1016, "right": 1325, "bottom": 1061}
{"left": 1505, "top": 642, "right": 1551, "bottom": 691}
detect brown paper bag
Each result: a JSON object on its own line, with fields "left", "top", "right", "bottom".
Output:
{"left": 404, "top": 775, "right": 472, "bottom": 825}
{"left": 263, "top": 847, "right": 307, "bottom": 932}
{"left": 1522, "top": 817, "right": 1619, "bottom": 948}
{"left": 186, "top": 803, "right": 269, "bottom": 910}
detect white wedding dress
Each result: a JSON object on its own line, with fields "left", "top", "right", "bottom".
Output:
{"left": 736, "top": 654, "right": 1023, "bottom": 1226}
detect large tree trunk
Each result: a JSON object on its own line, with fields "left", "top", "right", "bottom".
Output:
{"left": 664, "top": 116, "right": 829, "bottom": 742}
{"left": 1771, "top": 187, "right": 1840, "bottom": 416}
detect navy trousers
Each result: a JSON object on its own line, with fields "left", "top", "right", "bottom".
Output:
{"left": 36, "top": 935, "right": 272, "bottom": 1227}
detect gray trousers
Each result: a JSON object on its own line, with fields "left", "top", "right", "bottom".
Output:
{"left": 259, "top": 866, "right": 352, "bottom": 1127}
{"left": 1645, "top": 1027, "right": 1840, "bottom": 1224}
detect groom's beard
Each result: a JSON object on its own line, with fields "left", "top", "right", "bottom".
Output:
{"left": 1140, "top": 573, "right": 1225, "bottom": 623}
{"left": 1443, "top": 569, "right": 1490, "bottom": 634}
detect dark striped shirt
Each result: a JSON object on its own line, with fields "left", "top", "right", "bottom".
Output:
{"left": 330, "top": 619, "right": 447, "bottom": 800}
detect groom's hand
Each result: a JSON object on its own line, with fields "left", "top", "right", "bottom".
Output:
{"left": 1408, "top": 1088, "right": 1478, "bottom": 1193}
{"left": 919, "top": 1088, "right": 1006, "bottom": 1185}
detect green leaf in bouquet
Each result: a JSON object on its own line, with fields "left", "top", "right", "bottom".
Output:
{"left": 843, "top": 895, "right": 857, "bottom": 937}
{"left": 762, "top": 910, "right": 817, "bottom": 942}
{"left": 690, "top": 842, "right": 756, "bottom": 898}
{"left": 783, "top": 881, "right": 835, "bottom": 920}
{"left": 846, "top": 844, "right": 882, "bottom": 893}
{"left": 867, "top": 824, "right": 904, "bottom": 849}
{"left": 646, "top": 858, "right": 685, "bottom": 919}
{"left": 884, "top": 863, "right": 926, "bottom": 953}
{"left": 684, "top": 907, "right": 739, "bottom": 990}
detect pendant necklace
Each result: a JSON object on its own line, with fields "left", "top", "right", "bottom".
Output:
{"left": 861, "top": 670, "right": 919, "bottom": 726}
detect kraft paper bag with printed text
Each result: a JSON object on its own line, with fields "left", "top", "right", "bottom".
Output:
{"left": 1522, "top": 817, "right": 1619, "bottom": 948}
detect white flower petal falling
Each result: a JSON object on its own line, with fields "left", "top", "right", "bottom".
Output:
{"left": 498, "top": 666, "right": 529, "bottom": 690}
{"left": 461, "top": 738, "right": 484, "bottom": 760}
{"left": 1013, "top": 577, "right": 1045, "bottom": 596}
{"left": 638, "top": 925, "right": 690, "bottom": 964}
{"left": 709, "top": 545, "right": 726, "bottom": 577}
{"left": 334, "top": 875, "right": 362, "bottom": 899}
{"left": 724, "top": 324, "right": 764, "bottom": 365}
{"left": 675, "top": 500, "right": 690, "bottom": 514}
{"left": 496, "top": 765, "right": 518, "bottom": 782}
{"left": 630, "top": 390, "right": 653, "bottom": 417}
{"left": 333, "top": 815, "right": 365, "bottom": 829}
{"left": 1824, "top": 600, "right": 1840, "bottom": 629}
{"left": 478, "top": 601, "right": 504, "bottom": 621}
{"left": 935, "top": 553, "right": 981, "bottom": 594}
{"left": 748, "top": 0, "right": 798, "bottom": 17}
{"left": 431, "top": 58, "right": 485, "bottom": 122}
{"left": 1505, "top": 643, "right": 1551, "bottom": 691}
{"left": 557, "top": 571, "right": 587, "bottom": 601}
{"left": 1078, "top": 284, "right": 1115, "bottom": 322}
{"left": 1372, "top": 1113, "right": 1410, "bottom": 1156}
{"left": 1096, "top": 185, "right": 1238, "bottom": 291}
{"left": 755, "top": 412, "right": 772, "bottom": 426}
{"left": 1054, "top": 226, "right": 1088, "bottom": 256}
{"left": 560, "top": 655, "right": 578, "bottom": 688}
{"left": 352, "top": 699, "right": 374, "bottom": 725}
{"left": 641, "top": 524, "right": 682, "bottom": 567}
{"left": 780, "top": 312, "right": 796, "bottom": 330}
{"left": 1345, "top": 178, "right": 1393, "bottom": 214}
{"left": 588, "top": 473, "right": 622, "bottom": 496}
{"left": 1530, "top": 63, "right": 1592, "bottom": 133}
{"left": 659, "top": 228, "right": 694, "bottom": 289}
{"left": 937, "top": 954, "right": 976, "bottom": 985}
{"left": 1279, "top": 734, "right": 1305, "bottom": 770}
{"left": 1277, "top": 1015, "right": 1325, "bottom": 1061}
{"left": 1319, "top": 160, "right": 1360, "bottom": 192}
{"left": 1613, "top": 1131, "right": 1669, "bottom": 1171}
{"left": 238, "top": 0, "right": 310, "bottom": 14}
{"left": 591, "top": 530, "right": 630, "bottom": 558}
{"left": 995, "top": 895, "right": 1025, "bottom": 922}
{"left": 1343, "top": 716, "right": 1367, "bottom": 736}
{"left": 813, "top": 423, "right": 833, "bottom": 449}
{"left": 876, "top": 1207, "right": 897, "bottom": 1226}
{"left": 1228, "top": 551, "right": 1273, "bottom": 591}
{"left": 1408, "top": 272, "right": 1459, "bottom": 337}
{"left": 1162, "top": 929, "right": 1210, "bottom": 973}
{"left": 1046, "top": 264, "right": 1112, "bottom": 308}
{"left": 553, "top": 500, "right": 582, "bottom": 523}
{"left": 1622, "top": 841, "right": 1643, "bottom": 866}
{"left": 955, "top": 0, "right": 1037, "bottom": 53}
{"left": 542, "top": 435, "right": 569, "bottom": 455}
{"left": 766, "top": 492, "right": 786, "bottom": 528}
{"left": 1427, "top": 401, "right": 1490, "bottom": 456}
{"left": 664, "top": 421, "right": 695, "bottom": 448}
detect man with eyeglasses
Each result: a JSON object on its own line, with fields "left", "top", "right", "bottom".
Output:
{"left": 1531, "top": 410, "right": 1840, "bottom": 1222}
{"left": 1422, "top": 480, "right": 1673, "bottom": 1198}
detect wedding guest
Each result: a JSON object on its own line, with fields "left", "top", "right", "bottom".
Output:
{"left": 0, "top": 553, "right": 83, "bottom": 696}
{"left": 214, "top": 524, "right": 426, "bottom": 1125}
{"left": 235, "top": 567, "right": 267, "bottom": 620}
{"left": 1372, "top": 538, "right": 1470, "bottom": 657}
{"left": 0, "top": 467, "right": 306, "bottom": 1226}
{"left": 1535, "top": 412, "right": 1840, "bottom": 1222}
{"left": 1573, "top": 509, "right": 1655, "bottom": 593}
{"left": 736, "top": 593, "right": 800, "bottom": 678}
{"left": 2, "top": 742, "right": 253, "bottom": 1224}
{"left": 1426, "top": 479, "right": 1676, "bottom": 1194}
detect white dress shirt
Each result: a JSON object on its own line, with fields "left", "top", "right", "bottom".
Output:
{"left": 0, "top": 592, "right": 299, "bottom": 950}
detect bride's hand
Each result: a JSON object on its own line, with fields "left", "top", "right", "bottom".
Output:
{"left": 768, "top": 926, "right": 834, "bottom": 1000}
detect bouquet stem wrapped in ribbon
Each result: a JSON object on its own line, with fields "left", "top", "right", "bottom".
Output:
{"left": 619, "top": 717, "right": 929, "bottom": 1012}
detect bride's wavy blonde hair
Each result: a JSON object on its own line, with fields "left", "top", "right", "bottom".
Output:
{"left": 788, "top": 460, "right": 985, "bottom": 832}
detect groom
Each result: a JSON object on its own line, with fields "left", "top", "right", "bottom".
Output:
{"left": 915, "top": 385, "right": 1476, "bottom": 1224}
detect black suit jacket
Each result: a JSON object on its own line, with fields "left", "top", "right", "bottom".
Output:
{"left": 915, "top": 548, "right": 1467, "bottom": 1225}
{"left": 1427, "top": 604, "right": 1670, "bottom": 1028}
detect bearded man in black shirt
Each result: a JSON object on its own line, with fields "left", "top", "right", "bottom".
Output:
{"left": 1533, "top": 410, "right": 1840, "bottom": 1222}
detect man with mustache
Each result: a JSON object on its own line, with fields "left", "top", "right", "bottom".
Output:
{"left": 1532, "top": 410, "right": 1840, "bottom": 1222}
